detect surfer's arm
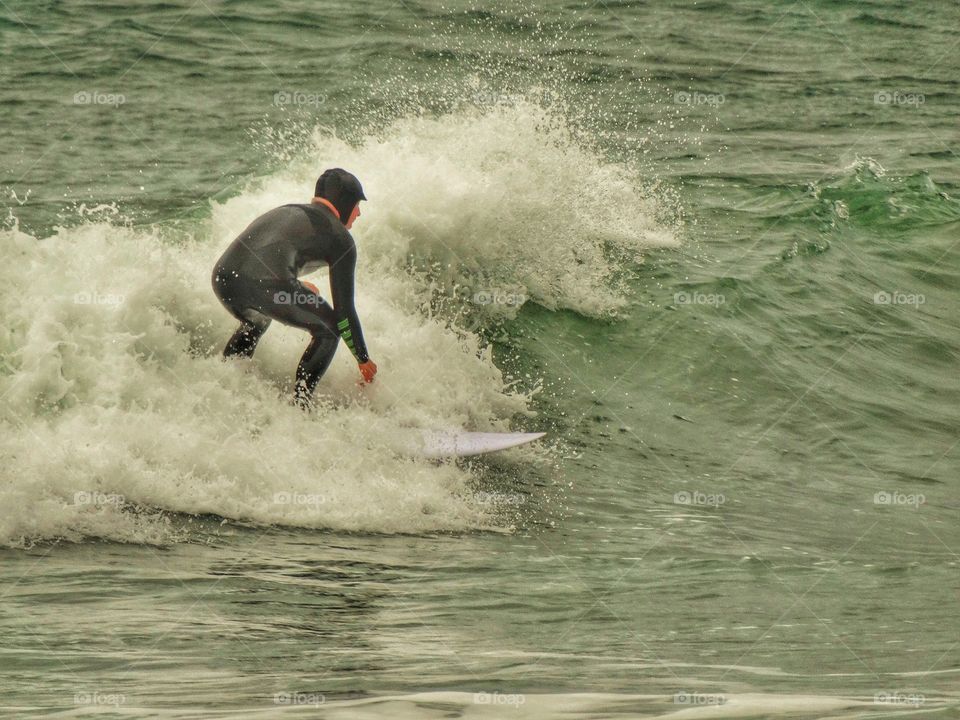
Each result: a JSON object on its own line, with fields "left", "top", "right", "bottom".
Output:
{"left": 328, "top": 244, "right": 370, "bottom": 364}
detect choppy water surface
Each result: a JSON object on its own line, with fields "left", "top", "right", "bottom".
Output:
{"left": 1, "top": 1, "right": 958, "bottom": 717}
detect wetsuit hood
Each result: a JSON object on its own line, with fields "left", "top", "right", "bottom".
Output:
{"left": 314, "top": 168, "right": 366, "bottom": 224}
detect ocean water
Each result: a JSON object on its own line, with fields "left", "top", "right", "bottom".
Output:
{"left": 2, "top": 1, "right": 958, "bottom": 717}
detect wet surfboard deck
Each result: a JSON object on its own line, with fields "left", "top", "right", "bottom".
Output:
{"left": 415, "top": 431, "right": 546, "bottom": 458}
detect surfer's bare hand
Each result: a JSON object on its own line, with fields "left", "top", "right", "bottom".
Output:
{"left": 359, "top": 360, "right": 377, "bottom": 383}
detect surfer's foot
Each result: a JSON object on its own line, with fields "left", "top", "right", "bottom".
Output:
{"left": 291, "top": 382, "right": 315, "bottom": 412}
{"left": 291, "top": 394, "right": 313, "bottom": 412}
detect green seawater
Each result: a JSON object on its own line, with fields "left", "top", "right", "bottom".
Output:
{"left": 1, "top": 1, "right": 958, "bottom": 717}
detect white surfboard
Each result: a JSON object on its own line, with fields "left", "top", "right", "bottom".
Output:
{"left": 415, "top": 430, "right": 546, "bottom": 459}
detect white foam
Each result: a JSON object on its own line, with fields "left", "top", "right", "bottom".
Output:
{"left": 0, "top": 218, "right": 538, "bottom": 546}
{"left": 220, "top": 100, "right": 678, "bottom": 320}
{"left": 0, "top": 103, "right": 673, "bottom": 546}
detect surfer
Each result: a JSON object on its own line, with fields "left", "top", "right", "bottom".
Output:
{"left": 211, "top": 168, "right": 377, "bottom": 409}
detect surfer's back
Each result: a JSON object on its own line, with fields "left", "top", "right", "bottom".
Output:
{"left": 214, "top": 204, "right": 352, "bottom": 281}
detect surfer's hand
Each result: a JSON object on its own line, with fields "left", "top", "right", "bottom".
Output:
{"left": 358, "top": 360, "right": 377, "bottom": 384}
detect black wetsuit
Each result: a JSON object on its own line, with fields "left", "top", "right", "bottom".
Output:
{"left": 211, "top": 202, "right": 369, "bottom": 404}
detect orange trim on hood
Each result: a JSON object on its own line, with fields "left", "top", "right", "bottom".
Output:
{"left": 311, "top": 196, "right": 341, "bottom": 220}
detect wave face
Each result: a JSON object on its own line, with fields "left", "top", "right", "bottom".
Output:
{"left": 0, "top": 102, "right": 673, "bottom": 547}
